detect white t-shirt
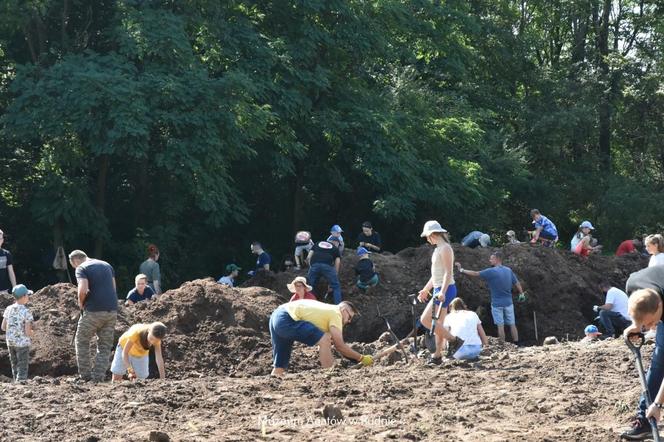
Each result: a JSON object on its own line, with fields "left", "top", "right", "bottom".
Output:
{"left": 649, "top": 253, "right": 664, "bottom": 268}
{"left": 570, "top": 233, "right": 584, "bottom": 251}
{"left": 443, "top": 310, "right": 482, "bottom": 346}
{"left": 605, "top": 287, "right": 630, "bottom": 320}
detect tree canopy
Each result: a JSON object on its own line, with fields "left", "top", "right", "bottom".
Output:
{"left": 1, "top": 0, "right": 662, "bottom": 292}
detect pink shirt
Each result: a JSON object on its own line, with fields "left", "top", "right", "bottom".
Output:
{"left": 289, "top": 292, "right": 317, "bottom": 302}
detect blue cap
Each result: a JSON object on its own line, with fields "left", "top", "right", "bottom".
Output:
{"left": 584, "top": 324, "right": 601, "bottom": 335}
{"left": 330, "top": 224, "right": 343, "bottom": 233}
{"left": 327, "top": 235, "right": 340, "bottom": 243}
{"left": 12, "top": 284, "right": 33, "bottom": 298}
{"left": 580, "top": 221, "right": 594, "bottom": 230}
{"left": 357, "top": 247, "right": 369, "bottom": 256}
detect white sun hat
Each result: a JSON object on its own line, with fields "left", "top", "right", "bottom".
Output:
{"left": 420, "top": 220, "right": 448, "bottom": 237}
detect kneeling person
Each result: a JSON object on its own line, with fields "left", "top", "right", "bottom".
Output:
{"left": 111, "top": 322, "right": 167, "bottom": 381}
{"left": 269, "top": 299, "right": 372, "bottom": 376}
{"left": 443, "top": 298, "right": 488, "bottom": 360}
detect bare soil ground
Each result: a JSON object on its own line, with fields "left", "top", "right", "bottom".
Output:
{"left": 0, "top": 244, "right": 652, "bottom": 440}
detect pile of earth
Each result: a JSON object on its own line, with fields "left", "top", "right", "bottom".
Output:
{"left": 244, "top": 243, "right": 648, "bottom": 344}
{"left": 0, "top": 243, "right": 648, "bottom": 380}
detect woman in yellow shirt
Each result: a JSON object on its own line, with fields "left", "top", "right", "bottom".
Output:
{"left": 111, "top": 322, "right": 167, "bottom": 381}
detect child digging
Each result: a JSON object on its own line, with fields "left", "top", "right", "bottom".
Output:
{"left": 1, "top": 284, "right": 35, "bottom": 381}
{"left": 111, "top": 322, "right": 167, "bottom": 382}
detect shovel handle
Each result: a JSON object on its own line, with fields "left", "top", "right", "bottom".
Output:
{"left": 625, "top": 332, "right": 646, "bottom": 353}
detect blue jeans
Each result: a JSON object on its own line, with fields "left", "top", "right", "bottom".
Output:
{"left": 308, "top": 263, "right": 342, "bottom": 304}
{"left": 638, "top": 321, "right": 664, "bottom": 419}
{"left": 599, "top": 310, "right": 631, "bottom": 337}
{"left": 453, "top": 344, "right": 482, "bottom": 360}
{"left": 269, "top": 308, "right": 324, "bottom": 369}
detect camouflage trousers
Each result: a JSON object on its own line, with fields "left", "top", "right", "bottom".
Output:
{"left": 75, "top": 310, "right": 117, "bottom": 381}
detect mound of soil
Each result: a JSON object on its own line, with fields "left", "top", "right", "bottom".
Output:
{"left": 128, "top": 279, "right": 285, "bottom": 377}
{"left": 245, "top": 244, "right": 648, "bottom": 345}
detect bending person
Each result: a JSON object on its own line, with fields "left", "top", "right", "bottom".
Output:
{"left": 417, "top": 221, "right": 464, "bottom": 365}
{"left": 111, "top": 322, "right": 166, "bottom": 381}
{"left": 443, "top": 298, "right": 488, "bottom": 360}
{"left": 269, "top": 299, "right": 372, "bottom": 376}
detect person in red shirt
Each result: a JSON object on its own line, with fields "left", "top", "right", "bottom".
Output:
{"left": 288, "top": 277, "right": 317, "bottom": 302}
{"left": 616, "top": 238, "right": 642, "bottom": 256}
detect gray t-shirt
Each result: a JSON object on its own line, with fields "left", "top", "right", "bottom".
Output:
{"left": 139, "top": 259, "right": 161, "bottom": 284}
{"left": 75, "top": 259, "right": 117, "bottom": 311}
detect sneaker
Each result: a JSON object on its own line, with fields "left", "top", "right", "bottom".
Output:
{"left": 621, "top": 417, "right": 652, "bottom": 440}
{"left": 426, "top": 356, "right": 442, "bottom": 366}
{"left": 446, "top": 337, "right": 465, "bottom": 358}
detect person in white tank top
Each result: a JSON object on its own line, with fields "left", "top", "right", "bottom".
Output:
{"left": 417, "top": 220, "right": 464, "bottom": 365}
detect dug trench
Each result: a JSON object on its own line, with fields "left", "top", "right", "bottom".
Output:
{"left": 0, "top": 244, "right": 654, "bottom": 440}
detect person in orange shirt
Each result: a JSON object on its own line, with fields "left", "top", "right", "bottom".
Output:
{"left": 111, "top": 322, "right": 166, "bottom": 382}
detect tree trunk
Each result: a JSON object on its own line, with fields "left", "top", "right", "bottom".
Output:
{"left": 596, "top": 0, "right": 612, "bottom": 170}
{"left": 94, "top": 155, "right": 110, "bottom": 257}
{"left": 292, "top": 161, "right": 305, "bottom": 233}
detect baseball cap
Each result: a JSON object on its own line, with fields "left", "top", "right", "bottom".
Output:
{"left": 356, "top": 247, "right": 369, "bottom": 256}
{"left": 330, "top": 225, "right": 343, "bottom": 233}
{"left": 12, "top": 284, "right": 33, "bottom": 298}
{"left": 225, "top": 264, "right": 241, "bottom": 273}
{"left": 584, "top": 324, "right": 601, "bottom": 335}
{"left": 362, "top": 221, "right": 372, "bottom": 229}
{"left": 579, "top": 221, "right": 595, "bottom": 230}
{"left": 327, "top": 235, "right": 340, "bottom": 243}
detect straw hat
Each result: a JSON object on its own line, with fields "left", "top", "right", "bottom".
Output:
{"left": 287, "top": 276, "right": 312, "bottom": 292}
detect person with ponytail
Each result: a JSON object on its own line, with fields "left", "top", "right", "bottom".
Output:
{"left": 139, "top": 244, "right": 161, "bottom": 295}
{"left": 111, "top": 322, "right": 167, "bottom": 381}
{"left": 443, "top": 298, "right": 489, "bottom": 360}
{"left": 645, "top": 234, "right": 664, "bottom": 268}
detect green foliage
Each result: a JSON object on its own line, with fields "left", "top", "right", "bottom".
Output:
{"left": 0, "top": 0, "right": 662, "bottom": 289}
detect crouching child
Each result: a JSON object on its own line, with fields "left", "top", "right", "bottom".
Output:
{"left": 1, "top": 284, "right": 35, "bottom": 381}
{"left": 111, "top": 322, "right": 167, "bottom": 382}
{"left": 355, "top": 247, "right": 379, "bottom": 291}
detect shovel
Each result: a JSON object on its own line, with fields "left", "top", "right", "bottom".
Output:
{"left": 424, "top": 297, "right": 444, "bottom": 353}
{"left": 377, "top": 306, "right": 410, "bottom": 364}
{"left": 408, "top": 293, "right": 419, "bottom": 354}
{"left": 625, "top": 332, "right": 661, "bottom": 442}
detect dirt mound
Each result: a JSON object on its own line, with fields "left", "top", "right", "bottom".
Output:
{"left": 245, "top": 244, "right": 648, "bottom": 344}
{"left": 128, "top": 279, "right": 285, "bottom": 377}
{"left": 0, "top": 283, "right": 133, "bottom": 378}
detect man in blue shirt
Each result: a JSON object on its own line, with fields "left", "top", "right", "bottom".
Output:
{"left": 456, "top": 251, "right": 524, "bottom": 344}
{"left": 248, "top": 242, "right": 271, "bottom": 276}
{"left": 529, "top": 209, "right": 558, "bottom": 246}
{"left": 68, "top": 249, "right": 118, "bottom": 382}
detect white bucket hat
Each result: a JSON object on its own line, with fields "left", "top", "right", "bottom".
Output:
{"left": 579, "top": 221, "right": 595, "bottom": 230}
{"left": 420, "top": 220, "right": 447, "bottom": 237}
{"left": 287, "top": 276, "right": 312, "bottom": 293}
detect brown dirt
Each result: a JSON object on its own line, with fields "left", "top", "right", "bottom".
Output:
{"left": 0, "top": 244, "right": 652, "bottom": 440}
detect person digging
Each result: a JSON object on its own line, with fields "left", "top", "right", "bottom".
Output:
{"left": 620, "top": 265, "right": 664, "bottom": 440}
{"left": 269, "top": 299, "right": 372, "bottom": 376}
{"left": 417, "top": 221, "right": 464, "bottom": 365}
